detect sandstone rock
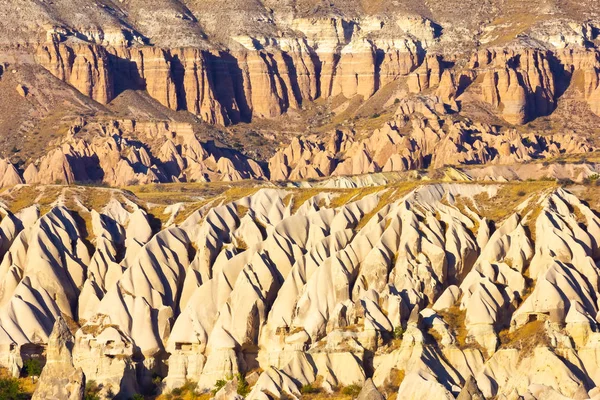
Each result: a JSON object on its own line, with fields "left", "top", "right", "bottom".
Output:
{"left": 357, "top": 378, "right": 385, "bottom": 400}
{"left": 457, "top": 375, "right": 485, "bottom": 400}
{"left": 0, "top": 159, "right": 23, "bottom": 188}
{"left": 0, "top": 182, "right": 599, "bottom": 400}
{"left": 32, "top": 317, "right": 85, "bottom": 400}
{"left": 36, "top": 39, "right": 113, "bottom": 104}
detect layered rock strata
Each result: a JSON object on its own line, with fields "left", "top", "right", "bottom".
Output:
{"left": 25, "top": 16, "right": 600, "bottom": 127}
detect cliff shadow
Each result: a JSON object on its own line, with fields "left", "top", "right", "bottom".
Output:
{"left": 281, "top": 51, "right": 304, "bottom": 106}
{"left": 107, "top": 53, "right": 146, "bottom": 98}
{"left": 207, "top": 52, "right": 252, "bottom": 123}
{"left": 169, "top": 54, "right": 188, "bottom": 112}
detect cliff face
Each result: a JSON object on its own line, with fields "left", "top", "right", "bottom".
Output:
{"left": 29, "top": 16, "right": 436, "bottom": 125}
{"left": 36, "top": 39, "right": 114, "bottom": 105}
{"left": 4, "top": 0, "right": 600, "bottom": 187}
{"left": 33, "top": 19, "right": 600, "bottom": 128}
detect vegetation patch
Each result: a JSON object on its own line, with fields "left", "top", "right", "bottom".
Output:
{"left": 498, "top": 320, "right": 550, "bottom": 360}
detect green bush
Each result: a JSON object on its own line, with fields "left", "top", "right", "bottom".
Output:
{"left": 24, "top": 358, "right": 42, "bottom": 377}
{"left": 393, "top": 326, "right": 404, "bottom": 340}
{"left": 341, "top": 384, "right": 362, "bottom": 396}
{"left": 84, "top": 380, "right": 101, "bottom": 400}
{"left": 130, "top": 394, "right": 144, "bottom": 400}
{"left": 300, "top": 384, "right": 320, "bottom": 394}
{"left": 0, "top": 377, "right": 24, "bottom": 400}
{"left": 212, "top": 379, "right": 228, "bottom": 395}
{"left": 236, "top": 373, "right": 250, "bottom": 396}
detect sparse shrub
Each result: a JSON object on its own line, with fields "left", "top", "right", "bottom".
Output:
{"left": 0, "top": 377, "right": 25, "bottom": 400}
{"left": 152, "top": 375, "right": 163, "bottom": 394}
{"left": 212, "top": 379, "right": 228, "bottom": 395}
{"left": 300, "top": 384, "right": 320, "bottom": 394}
{"left": 557, "top": 178, "right": 574, "bottom": 186}
{"left": 517, "top": 190, "right": 527, "bottom": 197}
{"left": 341, "top": 384, "right": 362, "bottom": 396}
{"left": 236, "top": 373, "right": 250, "bottom": 396}
{"left": 84, "top": 380, "right": 101, "bottom": 400}
{"left": 130, "top": 394, "right": 144, "bottom": 400}
{"left": 393, "top": 326, "right": 404, "bottom": 340}
{"left": 371, "top": 113, "right": 381, "bottom": 119}
{"left": 394, "top": 98, "right": 401, "bottom": 104}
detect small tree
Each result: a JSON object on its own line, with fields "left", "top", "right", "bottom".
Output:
{"left": 24, "top": 358, "right": 42, "bottom": 378}
{"left": 84, "top": 380, "right": 101, "bottom": 400}
{"left": 236, "top": 373, "right": 250, "bottom": 396}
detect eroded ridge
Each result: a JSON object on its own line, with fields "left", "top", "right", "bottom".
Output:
{"left": 0, "top": 183, "right": 598, "bottom": 399}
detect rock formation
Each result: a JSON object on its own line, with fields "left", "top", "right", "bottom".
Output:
{"left": 0, "top": 1, "right": 593, "bottom": 129}
{"left": 3, "top": 3, "right": 600, "bottom": 398}
{"left": 0, "top": 119, "right": 266, "bottom": 188}
{"left": 268, "top": 96, "right": 593, "bottom": 181}
{"left": 32, "top": 317, "right": 85, "bottom": 400}
{"left": 0, "top": 182, "right": 590, "bottom": 399}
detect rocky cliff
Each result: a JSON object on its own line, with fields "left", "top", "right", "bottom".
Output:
{"left": 2, "top": 1, "right": 600, "bottom": 188}
{"left": 10, "top": 4, "right": 600, "bottom": 128}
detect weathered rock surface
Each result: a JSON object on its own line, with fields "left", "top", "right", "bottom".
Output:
{"left": 0, "top": 182, "right": 593, "bottom": 399}
{"left": 357, "top": 378, "right": 385, "bottom": 400}
{"left": 32, "top": 317, "right": 85, "bottom": 400}
{"left": 2, "top": 2, "right": 599, "bottom": 128}
{"left": 0, "top": 119, "right": 266, "bottom": 188}
{"left": 268, "top": 96, "right": 592, "bottom": 181}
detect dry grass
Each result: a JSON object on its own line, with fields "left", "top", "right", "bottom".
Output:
{"left": 288, "top": 188, "right": 331, "bottom": 214}
{"left": 483, "top": 1, "right": 552, "bottom": 47}
{"left": 3, "top": 185, "right": 62, "bottom": 214}
{"left": 472, "top": 181, "right": 555, "bottom": 223}
{"left": 123, "top": 181, "right": 263, "bottom": 205}
{"left": 62, "top": 187, "right": 115, "bottom": 243}
{"left": 435, "top": 306, "right": 487, "bottom": 354}
{"left": 498, "top": 320, "right": 550, "bottom": 360}
{"left": 383, "top": 368, "right": 405, "bottom": 400}
{"left": 153, "top": 380, "right": 209, "bottom": 400}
